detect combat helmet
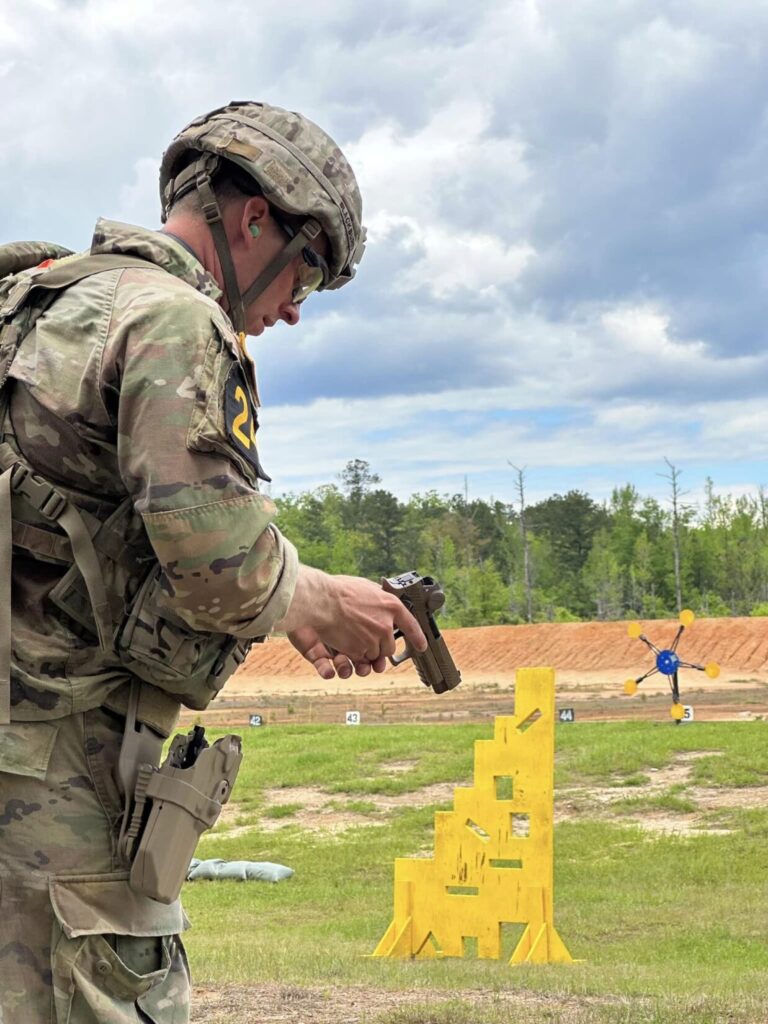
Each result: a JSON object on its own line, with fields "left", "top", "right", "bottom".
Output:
{"left": 159, "top": 101, "right": 366, "bottom": 334}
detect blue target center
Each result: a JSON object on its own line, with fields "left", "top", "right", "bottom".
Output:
{"left": 656, "top": 649, "right": 680, "bottom": 676}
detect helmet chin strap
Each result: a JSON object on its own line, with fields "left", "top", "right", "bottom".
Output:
{"left": 191, "top": 156, "right": 248, "bottom": 334}
{"left": 240, "top": 218, "right": 321, "bottom": 309}
{"left": 185, "top": 155, "right": 321, "bottom": 335}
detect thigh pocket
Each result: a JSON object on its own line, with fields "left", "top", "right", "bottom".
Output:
{"left": 50, "top": 873, "right": 190, "bottom": 1024}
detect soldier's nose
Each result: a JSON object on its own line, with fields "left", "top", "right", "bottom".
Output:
{"left": 280, "top": 303, "right": 300, "bottom": 327}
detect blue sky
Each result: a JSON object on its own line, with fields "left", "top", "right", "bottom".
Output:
{"left": 2, "top": 0, "right": 767, "bottom": 509}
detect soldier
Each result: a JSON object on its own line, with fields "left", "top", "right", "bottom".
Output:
{"left": 0, "top": 102, "right": 426, "bottom": 1023}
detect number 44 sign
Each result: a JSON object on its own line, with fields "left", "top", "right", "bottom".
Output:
{"left": 558, "top": 708, "right": 575, "bottom": 723}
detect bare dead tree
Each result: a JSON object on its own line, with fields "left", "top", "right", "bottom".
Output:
{"left": 508, "top": 462, "right": 533, "bottom": 623}
{"left": 658, "top": 457, "right": 691, "bottom": 613}
{"left": 758, "top": 484, "right": 768, "bottom": 533}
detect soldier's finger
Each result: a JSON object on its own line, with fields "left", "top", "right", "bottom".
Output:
{"left": 333, "top": 653, "right": 354, "bottom": 679}
{"left": 354, "top": 661, "right": 372, "bottom": 677}
{"left": 393, "top": 606, "right": 428, "bottom": 652}
{"left": 290, "top": 632, "right": 338, "bottom": 680}
{"left": 370, "top": 655, "right": 388, "bottom": 673}
{"left": 312, "top": 656, "right": 336, "bottom": 680}
{"left": 378, "top": 632, "right": 396, "bottom": 659}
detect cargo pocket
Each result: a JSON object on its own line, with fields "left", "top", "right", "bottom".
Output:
{"left": 115, "top": 566, "right": 249, "bottom": 709}
{"left": 50, "top": 873, "right": 190, "bottom": 1024}
{"left": 0, "top": 720, "right": 59, "bottom": 779}
{"left": 115, "top": 568, "right": 206, "bottom": 686}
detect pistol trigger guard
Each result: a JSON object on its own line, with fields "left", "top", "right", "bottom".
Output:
{"left": 389, "top": 642, "right": 413, "bottom": 667}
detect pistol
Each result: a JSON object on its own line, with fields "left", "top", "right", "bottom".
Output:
{"left": 382, "top": 571, "right": 461, "bottom": 694}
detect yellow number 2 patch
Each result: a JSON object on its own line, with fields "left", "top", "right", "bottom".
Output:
{"left": 224, "top": 363, "right": 271, "bottom": 482}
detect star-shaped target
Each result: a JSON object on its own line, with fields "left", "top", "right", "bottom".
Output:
{"left": 623, "top": 609, "right": 720, "bottom": 720}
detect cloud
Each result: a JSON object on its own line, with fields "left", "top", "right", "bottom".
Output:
{"left": 254, "top": 294, "right": 768, "bottom": 411}
{"left": 113, "top": 158, "right": 160, "bottom": 228}
{"left": 258, "top": 382, "right": 768, "bottom": 501}
{"left": 2, "top": 0, "right": 768, "bottom": 503}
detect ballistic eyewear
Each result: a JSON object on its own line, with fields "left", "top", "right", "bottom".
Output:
{"left": 272, "top": 214, "right": 330, "bottom": 304}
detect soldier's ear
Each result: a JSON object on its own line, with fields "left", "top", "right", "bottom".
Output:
{"left": 242, "top": 195, "right": 270, "bottom": 236}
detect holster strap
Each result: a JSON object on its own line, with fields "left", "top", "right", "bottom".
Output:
{"left": 144, "top": 772, "right": 222, "bottom": 830}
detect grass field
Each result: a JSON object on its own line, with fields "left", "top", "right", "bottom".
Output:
{"left": 183, "top": 721, "right": 768, "bottom": 1023}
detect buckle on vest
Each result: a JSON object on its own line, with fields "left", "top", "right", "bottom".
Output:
{"left": 10, "top": 463, "right": 67, "bottom": 521}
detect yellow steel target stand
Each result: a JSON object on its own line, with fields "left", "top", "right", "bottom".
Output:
{"left": 371, "top": 667, "right": 576, "bottom": 965}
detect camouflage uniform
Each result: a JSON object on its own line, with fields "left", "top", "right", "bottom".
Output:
{"left": 0, "top": 219, "right": 298, "bottom": 1022}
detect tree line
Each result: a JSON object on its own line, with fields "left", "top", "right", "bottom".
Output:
{"left": 274, "top": 460, "right": 768, "bottom": 627}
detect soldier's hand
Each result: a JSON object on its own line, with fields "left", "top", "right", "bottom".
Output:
{"left": 277, "top": 566, "right": 428, "bottom": 672}
{"left": 287, "top": 628, "right": 388, "bottom": 680}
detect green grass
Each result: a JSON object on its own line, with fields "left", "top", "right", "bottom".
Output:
{"left": 610, "top": 785, "right": 699, "bottom": 814}
{"left": 262, "top": 802, "right": 304, "bottom": 819}
{"left": 184, "top": 721, "right": 768, "bottom": 1023}
{"left": 614, "top": 772, "right": 651, "bottom": 787}
{"left": 326, "top": 799, "right": 381, "bottom": 815}
{"left": 554, "top": 721, "right": 768, "bottom": 787}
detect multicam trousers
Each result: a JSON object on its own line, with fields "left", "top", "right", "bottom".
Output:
{"left": 0, "top": 708, "right": 190, "bottom": 1023}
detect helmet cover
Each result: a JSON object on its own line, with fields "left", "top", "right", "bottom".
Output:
{"left": 160, "top": 101, "right": 366, "bottom": 288}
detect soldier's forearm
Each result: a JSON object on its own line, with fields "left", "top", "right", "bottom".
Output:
{"left": 274, "top": 563, "right": 334, "bottom": 636}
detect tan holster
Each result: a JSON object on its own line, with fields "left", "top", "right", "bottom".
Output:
{"left": 117, "top": 681, "right": 243, "bottom": 904}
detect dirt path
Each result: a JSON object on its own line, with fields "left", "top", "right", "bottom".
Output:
{"left": 190, "top": 981, "right": 643, "bottom": 1024}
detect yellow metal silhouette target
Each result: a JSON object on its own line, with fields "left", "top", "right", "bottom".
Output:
{"left": 371, "top": 668, "right": 576, "bottom": 965}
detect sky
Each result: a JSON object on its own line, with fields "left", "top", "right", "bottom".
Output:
{"left": 2, "top": 0, "right": 767, "bottom": 511}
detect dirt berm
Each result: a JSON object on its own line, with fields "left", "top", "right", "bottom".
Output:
{"left": 241, "top": 617, "right": 768, "bottom": 677}
{"left": 179, "top": 617, "right": 768, "bottom": 727}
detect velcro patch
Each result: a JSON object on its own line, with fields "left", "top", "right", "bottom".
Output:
{"left": 224, "top": 363, "right": 271, "bottom": 482}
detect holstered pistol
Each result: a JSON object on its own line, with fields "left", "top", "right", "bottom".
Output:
{"left": 119, "top": 725, "right": 242, "bottom": 904}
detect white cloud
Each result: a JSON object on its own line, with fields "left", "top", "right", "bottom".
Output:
{"left": 257, "top": 382, "right": 768, "bottom": 501}
{"left": 113, "top": 158, "right": 160, "bottom": 228}
{"left": 614, "top": 17, "right": 718, "bottom": 108}
{"left": 368, "top": 216, "right": 535, "bottom": 298}
{"left": 600, "top": 306, "right": 706, "bottom": 358}
{"left": 3, "top": 0, "right": 768, "bottom": 502}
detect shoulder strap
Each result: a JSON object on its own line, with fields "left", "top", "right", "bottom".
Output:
{"left": 0, "top": 252, "right": 163, "bottom": 724}
{"left": 0, "top": 253, "right": 164, "bottom": 416}
{"left": 1, "top": 253, "right": 162, "bottom": 322}
{"left": 0, "top": 242, "right": 73, "bottom": 279}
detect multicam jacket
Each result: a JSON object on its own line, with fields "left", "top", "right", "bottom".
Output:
{"left": 3, "top": 219, "right": 297, "bottom": 733}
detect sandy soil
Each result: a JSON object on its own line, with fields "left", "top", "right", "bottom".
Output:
{"left": 181, "top": 617, "right": 768, "bottom": 728}
{"left": 238, "top": 617, "right": 768, "bottom": 676}
{"left": 190, "top": 982, "right": 643, "bottom": 1023}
